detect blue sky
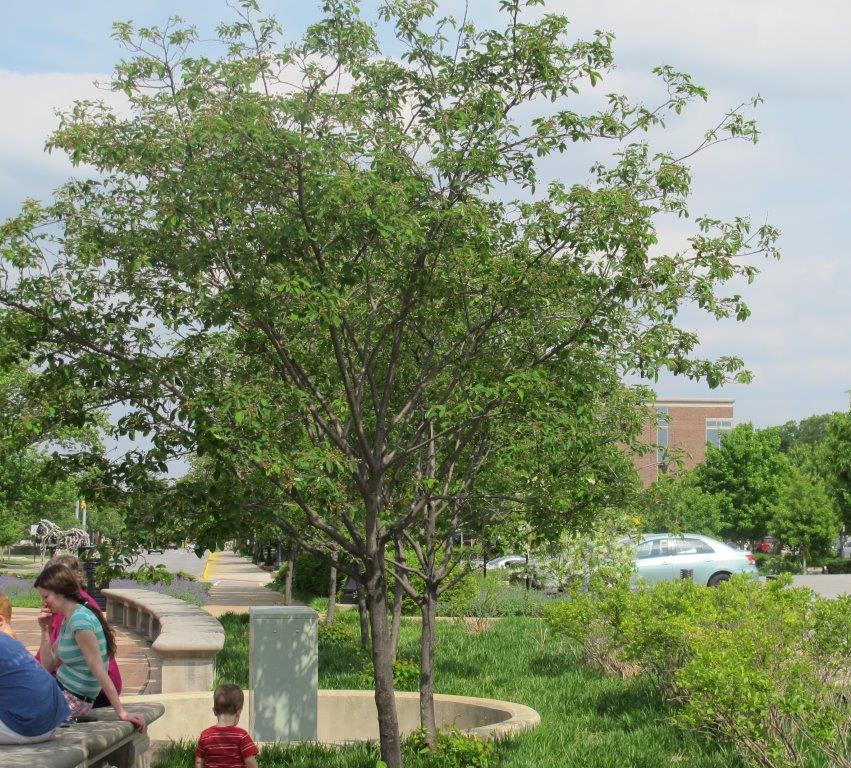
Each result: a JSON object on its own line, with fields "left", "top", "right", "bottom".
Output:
{"left": 1, "top": 0, "right": 849, "bottom": 429}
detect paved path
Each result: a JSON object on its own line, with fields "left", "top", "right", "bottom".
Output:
{"left": 132, "top": 547, "right": 208, "bottom": 579}
{"left": 202, "top": 550, "right": 289, "bottom": 617}
{"left": 12, "top": 607, "right": 159, "bottom": 695}
{"left": 791, "top": 574, "right": 851, "bottom": 598}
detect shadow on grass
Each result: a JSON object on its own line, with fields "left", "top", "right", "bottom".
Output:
{"left": 527, "top": 651, "right": 577, "bottom": 678}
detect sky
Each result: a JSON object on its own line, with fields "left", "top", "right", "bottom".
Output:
{"left": 1, "top": 0, "right": 849, "bottom": 430}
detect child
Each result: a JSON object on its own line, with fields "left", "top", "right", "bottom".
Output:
{"left": 195, "top": 683, "right": 259, "bottom": 768}
{"left": 0, "top": 593, "right": 16, "bottom": 638}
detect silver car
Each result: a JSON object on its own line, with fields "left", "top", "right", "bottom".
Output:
{"left": 635, "top": 533, "right": 759, "bottom": 587}
{"left": 485, "top": 554, "right": 526, "bottom": 570}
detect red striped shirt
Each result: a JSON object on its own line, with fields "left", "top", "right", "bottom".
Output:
{"left": 195, "top": 725, "right": 258, "bottom": 767}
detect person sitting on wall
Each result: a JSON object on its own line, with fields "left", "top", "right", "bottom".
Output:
{"left": 34, "top": 564, "right": 144, "bottom": 731}
{"left": 0, "top": 593, "right": 71, "bottom": 744}
{"left": 35, "top": 554, "right": 123, "bottom": 708}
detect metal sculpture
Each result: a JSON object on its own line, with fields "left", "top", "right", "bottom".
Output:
{"left": 33, "top": 519, "right": 91, "bottom": 557}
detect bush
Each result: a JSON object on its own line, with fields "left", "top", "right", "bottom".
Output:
{"left": 548, "top": 575, "right": 851, "bottom": 768}
{"left": 318, "top": 617, "right": 359, "bottom": 648}
{"left": 274, "top": 550, "right": 346, "bottom": 601}
{"left": 825, "top": 557, "right": 851, "bottom": 574}
{"left": 406, "top": 728, "right": 493, "bottom": 768}
{"left": 360, "top": 656, "right": 420, "bottom": 691}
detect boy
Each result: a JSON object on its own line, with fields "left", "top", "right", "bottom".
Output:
{"left": 195, "top": 683, "right": 258, "bottom": 768}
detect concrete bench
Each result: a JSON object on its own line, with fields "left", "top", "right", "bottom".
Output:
{"left": 0, "top": 702, "right": 164, "bottom": 768}
{"left": 102, "top": 588, "right": 224, "bottom": 693}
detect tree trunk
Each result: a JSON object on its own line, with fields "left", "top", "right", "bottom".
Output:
{"left": 390, "top": 538, "right": 404, "bottom": 662}
{"left": 284, "top": 544, "right": 296, "bottom": 605}
{"left": 419, "top": 585, "right": 438, "bottom": 747}
{"left": 357, "top": 584, "right": 371, "bottom": 650}
{"left": 801, "top": 548, "right": 807, "bottom": 574}
{"left": 366, "top": 563, "right": 403, "bottom": 768}
{"left": 326, "top": 555, "right": 337, "bottom": 625}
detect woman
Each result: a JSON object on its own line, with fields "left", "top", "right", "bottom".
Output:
{"left": 34, "top": 564, "right": 145, "bottom": 731}
{"left": 37, "top": 554, "right": 123, "bottom": 708}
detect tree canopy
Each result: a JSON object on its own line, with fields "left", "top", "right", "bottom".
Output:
{"left": 0, "top": 2, "right": 778, "bottom": 763}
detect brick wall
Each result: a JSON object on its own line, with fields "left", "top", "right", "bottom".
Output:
{"left": 634, "top": 400, "right": 734, "bottom": 487}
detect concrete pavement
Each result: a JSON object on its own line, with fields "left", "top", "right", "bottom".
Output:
{"left": 201, "top": 550, "right": 290, "bottom": 617}
{"left": 791, "top": 574, "right": 851, "bottom": 598}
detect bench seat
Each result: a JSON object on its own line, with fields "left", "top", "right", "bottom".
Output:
{"left": 0, "top": 702, "right": 164, "bottom": 768}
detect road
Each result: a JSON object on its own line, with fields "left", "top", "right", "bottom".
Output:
{"left": 131, "top": 547, "right": 209, "bottom": 580}
{"left": 790, "top": 574, "right": 851, "bottom": 599}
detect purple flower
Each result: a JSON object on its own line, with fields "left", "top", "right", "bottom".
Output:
{"left": 109, "top": 578, "right": 210, "bottom": 605}
{"left": 0, "top": 574, "right": 37, "bottom": 598}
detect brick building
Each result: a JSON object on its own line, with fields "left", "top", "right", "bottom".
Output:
{"left": 634, "top": 398, "right": 734, "bottom": 487}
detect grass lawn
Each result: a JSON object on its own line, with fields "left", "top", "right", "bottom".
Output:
{"left": 157, "top": 612, "right": 741, "bottom": 768}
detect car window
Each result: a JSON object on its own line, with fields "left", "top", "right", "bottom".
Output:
{"left": 636, "top": 539, "right": 666, "bottom": 560}
{"left": 670, "top": 538, "right": 714, "bottom": 556}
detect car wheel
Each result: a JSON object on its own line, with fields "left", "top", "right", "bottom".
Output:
{"left": 707, "top": 572, "right": 730, "bottom": 587}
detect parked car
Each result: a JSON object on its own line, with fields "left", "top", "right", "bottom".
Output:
{"left": 756, "top": 536, "right": 777, "bottom": 554}
{"left": 485, "top": 554, "right": 526, "bottom": 570}
{"left": 634, "top": 533, "right": 758, "bottom": 587}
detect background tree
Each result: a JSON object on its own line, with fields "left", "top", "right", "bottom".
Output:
{"left": 0, "top": 2, "right": 778, "bottom": 763}
{"left": 637, "top": 471, "right": 725, "bottom": 537}
{"left": 821, "top": 407, "right": 851, "bottom": 530}
{"left": 771, "top": 464, "right": 840, "bottom": 572}
{"left": 774, "top": 413, "right": 837, "bottom": 453}
{"left": 695, "top": 424, "right": 788, "bottom": 544}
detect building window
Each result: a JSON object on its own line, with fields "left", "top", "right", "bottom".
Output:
{"left": 706, "top": 418, "right": 733, "bottom": 448}
{"left": 657, "top": 406, "right": 669, "bottom": 469}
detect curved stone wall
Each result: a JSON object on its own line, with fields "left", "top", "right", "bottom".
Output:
{"left": 124, "top": 689, "right": 540, "bottom": 744}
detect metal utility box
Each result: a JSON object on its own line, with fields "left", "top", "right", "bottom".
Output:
{"left": 249, "top": 606, "right": 318, "bottom": 743}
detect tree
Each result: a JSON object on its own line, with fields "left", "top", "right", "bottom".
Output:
{"left": 695, "top": 424, "right": 789, "bottom": 543}
{"left": 774, "top": 413, "right": 837, "bottom": 453}
{"left": 0, "top": 326, "right": 107, "bottom": 545}
{"left": 0, "top": 2, "right": 778, "bottom": 764}
{"left": 772, "top": 465, "right": 840, "bottom": 572}
{"left": 637, "top": 471, "right": 725, "bottom": 537}
{"left": 821, "top": 408, "right": 851, "bottom": 530}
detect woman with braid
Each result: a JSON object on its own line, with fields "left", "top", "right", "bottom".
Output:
{"left": 34, "top": 564, "right": 145, "bottom": 731}
{"left": 36, "top": 554, "right": 123, "bottom": 708}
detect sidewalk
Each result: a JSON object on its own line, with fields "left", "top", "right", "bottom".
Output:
{"left": 202, "top": 550, "right": 290, "bottom": 617}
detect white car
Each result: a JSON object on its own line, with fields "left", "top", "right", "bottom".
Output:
{"left": 485, "top": 554, "right": 526, "bottom": 569}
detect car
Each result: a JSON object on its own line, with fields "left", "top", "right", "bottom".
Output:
{"left": 756, "top": 536, "right": 777, "bottom": 554}
{"left": 485, "top": 554, "right": 526, "bottom": 570}
{"left": 634, "top": 533, "right": 759, "bottom": 587}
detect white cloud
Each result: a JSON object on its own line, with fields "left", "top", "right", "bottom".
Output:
{"left": 539, "top": 0, "right": 851, "bottom": 91}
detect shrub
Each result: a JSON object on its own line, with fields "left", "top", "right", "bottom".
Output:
{"left": 360, "top": 656, "right": 420, "bottom": 691}
{"left": 406, "top": 728, "right": 493, "bottom": 768}
{"left": 825, "top": 557, "right": 851, "bottom": 574}
{"left": 544, "top": 582, "right": 635, "bottom": 678}
{"left": 319, "top": 616, "right": 359, "bottom": 648}
{"left": 436, "top": 573, "right": 479, "bottom": 617}
{"left": 275, "top": 550, "right": 346, "bottom": 601}
{"left": 568, "top": 575, "right": 851, "bottom": 768}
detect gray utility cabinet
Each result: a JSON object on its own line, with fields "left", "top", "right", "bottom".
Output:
{"left": 249, "top": 606, "right": 318, "bottom": 743}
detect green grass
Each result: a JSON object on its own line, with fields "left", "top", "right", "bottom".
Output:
{"left": 177, "top": 612, "right": 743, "bottom": 768}
{"left": 10, "top": 591, "right": 42, "bottom": 608}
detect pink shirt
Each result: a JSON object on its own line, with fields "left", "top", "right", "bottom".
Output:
{"left": 37, "top": 589, "right": 123, "bottom": 696}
